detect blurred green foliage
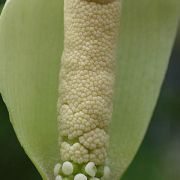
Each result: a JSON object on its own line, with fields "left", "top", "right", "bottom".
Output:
{"left": 0, "top": 0, "right": 5, "bottom": 3}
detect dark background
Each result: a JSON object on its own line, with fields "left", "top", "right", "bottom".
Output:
{"left": 0, "top": 0, "right": 5, "bottom": 5}
{"left": 0, "top": 1, "right": 180, "bottom": 179}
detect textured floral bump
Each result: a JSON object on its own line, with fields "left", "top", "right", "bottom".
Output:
{"left": 55, "top": 0, "right": 121, "bottom": 179}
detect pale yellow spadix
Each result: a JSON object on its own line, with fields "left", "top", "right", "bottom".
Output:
{"left": 57, "top": 0, "right": 121, "bottom": 178}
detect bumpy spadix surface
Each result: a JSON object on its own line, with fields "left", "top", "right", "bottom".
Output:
{"left": 57, "top": 0, "right": 121, "bottom": 178}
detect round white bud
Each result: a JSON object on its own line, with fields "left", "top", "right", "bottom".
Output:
{"left": 85, "top": 162, "right": 97, "bottom": 177}
{"left": 74, "top": 173, "right": 87, "bottom": 180}
{"left": 55, "top": 175, "right": 62, "bottom": 180}
{"left": 62, "top": 161, "right": 73, "bottom": 175}
{"left": 54, "top": 163, "right": 61, "bottom": 176}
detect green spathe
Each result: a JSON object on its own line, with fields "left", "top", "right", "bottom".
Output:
{"left": 0, "top": 0, "right": 179, "bottom": 179}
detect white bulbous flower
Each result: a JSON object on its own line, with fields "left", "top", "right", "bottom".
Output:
{"left": 55, "top": 175, "right": 62, "bottom": 180}
{"left": 74, "top": 173, "right": 87, "bottom": 180}
{"left": 85, "top": 162, "right": 97, "bottom": 177}
{"left": 89, "top": 177, "right": 100, "bottom": 180}
{"left": 62, "top": 161, "right": 73, "bottom": 175}
{"left": 53, "top": 163, "right": 61, "bottom": 176}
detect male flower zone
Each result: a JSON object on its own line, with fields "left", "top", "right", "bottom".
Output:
{"left": 55, "top": 0, "right": 121, "bottom": 179}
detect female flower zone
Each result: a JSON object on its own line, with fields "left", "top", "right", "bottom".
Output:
{"left": 54, "top": 0, "right": 121, "bottom": 179}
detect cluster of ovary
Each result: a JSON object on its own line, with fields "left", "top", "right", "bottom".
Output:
{"left": 56, "top": 0, "right": 121, "bottom": 179}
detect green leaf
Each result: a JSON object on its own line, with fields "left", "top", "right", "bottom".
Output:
{"left": 109, "top": 1, "right": 180, "bottom": 178}
{"left": 0, "top": 0, "right": 64, "bottom": 179}
{"left": 0, "top": 0, "right": 179, "bottom": 179}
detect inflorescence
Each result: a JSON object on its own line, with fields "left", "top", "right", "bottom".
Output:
{"left": 55, "top": 0, "right": 121, "bottom": 179}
